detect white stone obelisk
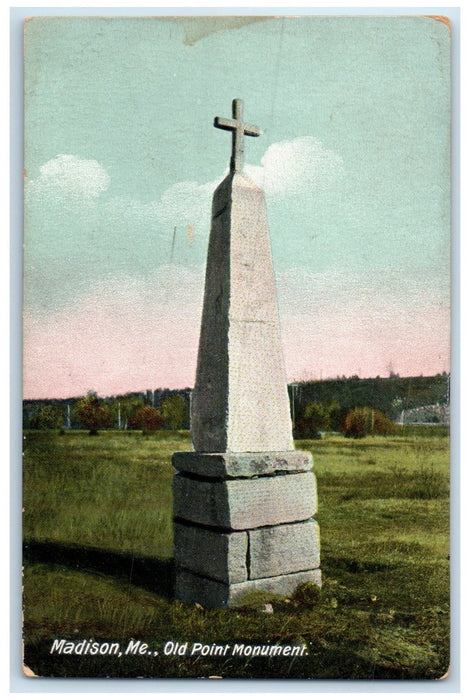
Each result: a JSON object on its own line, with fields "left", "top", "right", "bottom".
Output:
{"left": 191, "top": 169, "right": 294, "bottom": 454}
{"left": 172, "top": 99, "right": 321, "bottom": 607}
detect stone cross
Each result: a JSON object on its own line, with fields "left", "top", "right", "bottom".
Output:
{"left": 214, "top": 98, "right": 260, "bottom": 172}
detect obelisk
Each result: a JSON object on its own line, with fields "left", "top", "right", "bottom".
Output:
{"left": 172, "top": 99, "right": 321, "bottom": 607}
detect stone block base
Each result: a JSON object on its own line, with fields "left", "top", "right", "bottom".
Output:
{"left": 174, "top": 523, "right": 248, "bottom": 584}
{"left": 173, "top": 450, "right": 313, "bottom": 478}
{"left": 174, "top": 519, "right": 320, "bottom": 584}
{"left": 249, "top": 520, "right": 320, "bottom": 579}
{"left": 175, "top": 568, "right": 322, "bottom": 608}
{"left": 173, "top": 470, "right": 317, "bottom": 530}
{"left": 172, "top": 451, "right": 321, "bottom": 607}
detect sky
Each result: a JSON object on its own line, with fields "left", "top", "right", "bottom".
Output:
{"left": 23, "top": 15, "right": 451, "bottom": 399}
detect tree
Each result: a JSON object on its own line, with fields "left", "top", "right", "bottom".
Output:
{"left": 34, "top": 405, "right": 63, "bottom": 430}
{"left": 342, "top": 406, "right": 395, "bottom": 439}
{"left": 109, "top": 397, "right": 146, "bottom": 429}
{"left": 74, "top": 392, "right": 112, "bottom": 435}
{"left": 161, "top": 394, "right": 187, "bottom": 430}
{"left": 295, "top": 401, "right": 339, "bottom": 438}
{"left": 304, "top": 402, "right": 332, "bottom": 431}
{"left": 128, "top": 406, "right": 164, "bottom": 431}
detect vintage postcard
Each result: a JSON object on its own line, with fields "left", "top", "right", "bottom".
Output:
{"left": 22, "top": 15, "right": 451, "bottom": 681}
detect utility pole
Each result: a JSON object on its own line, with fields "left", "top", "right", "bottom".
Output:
{"left": 290, "top": 383, "right": 299, "bottom": 428}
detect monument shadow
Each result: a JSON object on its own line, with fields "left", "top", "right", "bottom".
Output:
{"left": 23, "top": 539, "right": 174, "bottom": 599}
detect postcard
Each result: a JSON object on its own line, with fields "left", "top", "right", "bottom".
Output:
{"left": 22, "top": 15, "right": 451, "bottom": 680}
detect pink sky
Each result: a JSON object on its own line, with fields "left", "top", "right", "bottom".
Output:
{"left": 23, "top": 269, "right": 450, "bottom": 399}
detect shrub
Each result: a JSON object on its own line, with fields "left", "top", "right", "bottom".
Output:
{"left": 291, "top": 582, "right": 321, "bottom": 607}
{"left": 74, "top": 393, "right": 112, "bottom": 435}
{"left": 128, "top": 406, "right": 164, "bottom": 431}
{"left": 295, "top": 401, "right": 338, "bottom": 438}
{"left": 32, "top": 405, "right": 63, "bottom": 430}
{"left": 304, "top": 402, "right": 331, "bottom": 431}
{"left": 342, "top": 406, "right": 395, "bottom": 438}
{"left": 161, "top": 395, "right": 187, "bottom": 430}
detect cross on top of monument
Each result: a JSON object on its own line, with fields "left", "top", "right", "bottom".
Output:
{"left": 214, "top": 98, "right": 261, "bottom": 173}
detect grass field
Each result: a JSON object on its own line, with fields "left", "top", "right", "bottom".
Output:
{"left": 22, "top": 429, "right": 450, "bottom": 679}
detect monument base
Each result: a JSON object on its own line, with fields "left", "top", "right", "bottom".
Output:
{"left": 175, "top": 568, "right": 322, "bottom": 609}
{"left": 172, "top": 451, "right": 321, "bottom": 608}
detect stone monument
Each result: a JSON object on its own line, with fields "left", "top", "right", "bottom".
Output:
{"left": 172, "top": 99, "right": 321, "bottom": 607}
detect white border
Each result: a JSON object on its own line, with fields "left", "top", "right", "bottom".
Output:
{"left": 8, "top": 5, "right": 462, "bottom": 696}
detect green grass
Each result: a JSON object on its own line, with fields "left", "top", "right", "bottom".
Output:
{"left": 22, "top": 429, "right": 450, "bottom": 679}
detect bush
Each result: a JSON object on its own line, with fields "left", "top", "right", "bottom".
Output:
{"left": 74, "top": 393, "right": 112, "bottom": 435}
{"left": 291, "top": 581, "right": 322, "bottom": 607}
{"left": 31, "top": 405, "right": 63, "bottom": 430}
{"left": 161, "top": 395, "right": 187, "bottom": 430}
{"left": 128, "top": 406, "right": 164, "bottom": 431}
{"left": 342, "top": 406, "right": 395, "bottom": 438}
{"left": 304, "top": 402, "right": 331, "bottom": 431}
{"left": 295, "top": 401, "right": 338, "bottom": 438}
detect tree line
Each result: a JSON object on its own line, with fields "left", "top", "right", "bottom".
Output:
{"left": 293, "top": 402, "right": 395, "bottom": 439}
{"left": 289, "top": 373, "right": 449, "bottom": 424}
{"left": 23, "top": 391, "right": 189, "bottom": 434}
{"left": 290, "top": 373, "right": 449, "bottom": 438}
{"left": 23, "top": 373, "right": 449, "bottom": 437}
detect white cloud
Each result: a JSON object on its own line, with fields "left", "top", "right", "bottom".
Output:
{"left": 24, "top": 141, "right": 345, "bottom": 313}
{"left": 151, "top": 137, "right": 343, "bottom": 230}
{"left": 28, "top": 154, "right": 110, "bottom": 199}
{"left": 151, "top": 178, "right": 220, "bottom": 231}
{"left": 27, "top": 139, "right": 342, "bottom": 237}
{"left": 245, "top": 137, "right": 344, "bottom": 196}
